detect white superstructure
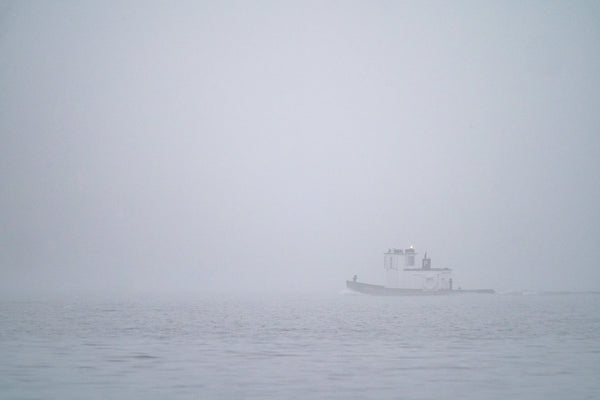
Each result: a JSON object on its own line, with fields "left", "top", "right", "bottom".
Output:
{"left": 383, "top": 247, "right": 452, "bottom": 291}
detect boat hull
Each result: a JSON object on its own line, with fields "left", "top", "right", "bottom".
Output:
{"left": 346, "top": 280, "right": 495, "bottom": 296}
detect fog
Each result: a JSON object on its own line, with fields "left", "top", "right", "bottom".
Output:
{"left": 1, "top": 1, "right": 599, "bottom": 296}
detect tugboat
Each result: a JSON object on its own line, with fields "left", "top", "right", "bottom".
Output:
{"left": 346, "top": 246, "right": 494, "bottom": 295}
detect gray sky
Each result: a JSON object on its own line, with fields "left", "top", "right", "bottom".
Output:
{"left": 1, "top": 1, "right": 599, "bottom": 295}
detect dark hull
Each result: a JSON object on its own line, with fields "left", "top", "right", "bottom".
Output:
{"left": 346, "top": 281, "right": 495, "bottom": 296}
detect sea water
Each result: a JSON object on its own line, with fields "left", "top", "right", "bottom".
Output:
{"left": 1, "top": 291, "right": 599, "bottom": 399}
